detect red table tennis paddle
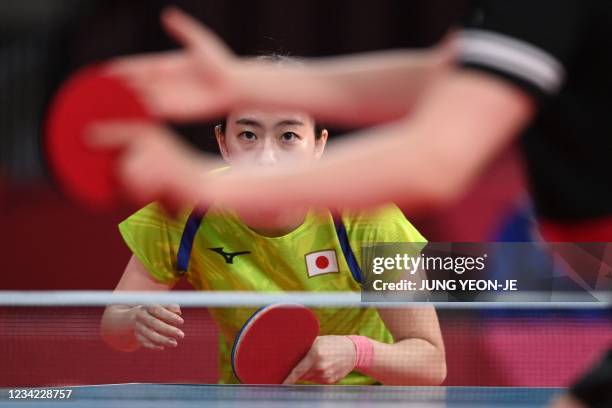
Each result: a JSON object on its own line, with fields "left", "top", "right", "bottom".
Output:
{"left": 45, "top": 65, "right": 154, "bottom": 209}
{"left": 231, "top": 304, "right": 320, "bottom": 384}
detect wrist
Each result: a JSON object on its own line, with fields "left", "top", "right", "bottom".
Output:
{"left": 231, "top": 59, "right": 295, "bottom": 108}
{"left": 228, "top": 59, "right": 256, "bottom": 107}
{"left": 100, "top": 305, "right": 140, "bottom": 352}
{"left": 347, "top": 335, "right": 374, "bottom": 372}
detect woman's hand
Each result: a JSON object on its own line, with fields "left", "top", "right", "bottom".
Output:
{"left": 88, "top": 121, "right": 221, "bottom": 209}
{"left": 283, "top": 335, "right": 357, "bottom": 385}
{"left": 130, "top": 304, "right": 185, "bottom": 350}
{"left": 106, "top": 7, "right": 240, "bottom": 122}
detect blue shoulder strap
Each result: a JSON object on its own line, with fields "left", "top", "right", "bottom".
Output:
{"left": 333, "top": 214, "right": 364, "bottom": 284}
{"left": 176, "top": 208, "right": 363, "bottom": 284}
{"left": 176, "top": 208, "right": 207, "bottom": 274}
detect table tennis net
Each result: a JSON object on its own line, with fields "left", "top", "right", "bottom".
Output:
{"left": 0, "top": 292, "right": 610, "bottom": 388}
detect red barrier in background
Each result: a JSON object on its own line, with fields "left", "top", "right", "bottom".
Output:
{"left": 1, "top": 308, "right": 609, "bottom": 387}
{"left": 0, "top": 308, "right": 218, "bottom": 386}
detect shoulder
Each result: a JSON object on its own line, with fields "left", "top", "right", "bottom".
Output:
{"left": 120, "top": 202, "right": 195, "bottom": 237}
{"left": 341, "top": 203, "right": 427, "bottom": 243}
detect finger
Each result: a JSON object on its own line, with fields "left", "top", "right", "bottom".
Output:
{"left": 161, "top": 7, "right": 230, "bottom": 59}
{"left": 135, "top": 320, "right": 179, "bottom": 347}
{"left": 137, "top": 309, "right": 184, "bottom": 340}
{"left": 146, "top": 304, "right": 184, "bottom": 326}
{"left": 105, "top": 55, "right": 215, "bottom": 120}
{"left": 135, "top": 330, "right": 164, "bottom": 350}
{"left": 160, "top": 7, "right": 231, "bottom": 85}
{"left": 117, "top": 149, "right": 179, "bottom": 206}
{"left": 86, "top": 122, "right": 152, "bottom": 149}
{"left": 321, "top": 370, "right": 338, "bottom": 385}
{"left": 165, "top": 304, "right": 182, "bottom": 316}
{"left": 140, "top": 311, "right": 185, "bottom": 340}
{"left": 298, "top": 365, "right": 328, "bottom": 384}
{"left": 297, "top": 370, "right": 316, "bottom": 383}
{"left": 302, "top": 370, "right": 337, "bottom": 385}
{"left": 282, "top": 352, "right": 315, "bottom": 385}
{"left": 117, "top": 154, "right": 161, "bottom": 204}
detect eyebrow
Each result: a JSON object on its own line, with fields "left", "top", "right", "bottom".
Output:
{"left": 235, "top": 118, "right": 262, "bottom": 128}
{"left": 234, "top": 118, "right": 305, "bottom": 128}
{"left": 274, "top": 119, "right": 305, "bottom": 128}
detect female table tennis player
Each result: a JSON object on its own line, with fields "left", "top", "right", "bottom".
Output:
{"left": 99, "top": 86, "right": 446, "bottom": 385}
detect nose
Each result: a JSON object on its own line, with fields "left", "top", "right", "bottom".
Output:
{"left": 254, "top": 139, "right": 278, "bottom": 167}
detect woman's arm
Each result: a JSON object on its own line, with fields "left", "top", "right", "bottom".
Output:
{"left": 90, "top": 69, "right": 534, "bottom": 221}
{"left": 365, "top": 306, "right": 446, "bottom": 385}
{"left": 282, "top": 306, "right": 445, "bottom": 385}
{"left": 207, "top": 69, "right": 534, "bottom": 214}
{"left": 100, "top": 255, "right": 184, "bottom": 352}
{"left": 233, "top": 47, "right": 452, "bottom": 126}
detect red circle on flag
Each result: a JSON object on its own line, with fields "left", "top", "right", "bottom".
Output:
{"left": 315, "top": 256, "right": 329, "bottom": 269}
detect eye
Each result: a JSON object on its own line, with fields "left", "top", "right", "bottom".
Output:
{"left": 238, "top": 131, "right": 257, "bottom": 142}
{"left": 280, "top": 132, "right": 300, "bottom": 142}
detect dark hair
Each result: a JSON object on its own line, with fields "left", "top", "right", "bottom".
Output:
{"left": 217, "top": 53, "right": 325, "bottom": 140}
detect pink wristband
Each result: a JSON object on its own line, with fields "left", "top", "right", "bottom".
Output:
{"left": 347, "top": 335, "right": 374, "bottom": 371}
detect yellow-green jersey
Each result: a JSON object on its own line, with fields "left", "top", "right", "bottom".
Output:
{"left": 119, "top": 203, "right": 426, "bottom": 384}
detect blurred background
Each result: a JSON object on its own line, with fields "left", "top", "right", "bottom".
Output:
{"left": 3, "top": 0, "right": 603, "bottom": 389}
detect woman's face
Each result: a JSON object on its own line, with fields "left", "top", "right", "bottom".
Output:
{"left": 216, "top": 109, "right": 327, "bottom": 167}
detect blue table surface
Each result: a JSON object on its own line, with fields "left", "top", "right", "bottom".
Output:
{"left": 0, "top": 384, "right": 565, "bottom": 407}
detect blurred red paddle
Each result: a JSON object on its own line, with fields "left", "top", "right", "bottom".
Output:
{"left": 45, "top": 65, "right": 154, "bottom": 209}
{"left": 232, "top": 304, "right": 320, "bottom": 384}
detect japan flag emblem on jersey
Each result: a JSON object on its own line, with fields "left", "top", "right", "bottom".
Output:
{"left": 305, "top": 250, "right": 339, "bottom": 277}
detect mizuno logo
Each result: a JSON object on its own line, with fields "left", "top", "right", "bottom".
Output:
{"left": 208, "top": 247, "right": 251, "bottom": 264}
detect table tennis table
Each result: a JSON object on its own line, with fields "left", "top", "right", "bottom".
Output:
{"left": 0, "top": 384, "right": 564, "bottom": 407}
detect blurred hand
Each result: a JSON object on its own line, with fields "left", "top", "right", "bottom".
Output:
{"left": 88, "top": 121, "right": 220, "bottom": 209}
{"left": 131, "top": 304, "right": 184, "bottom": 350}
{"left": 87, "top": 120, "right": 298, "bottom": 218}
{"left": 283, "top": 335, "right": 357, "bottom": 385}
{"left": 106, "top": 7, "right": 239, "bottom": 122}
